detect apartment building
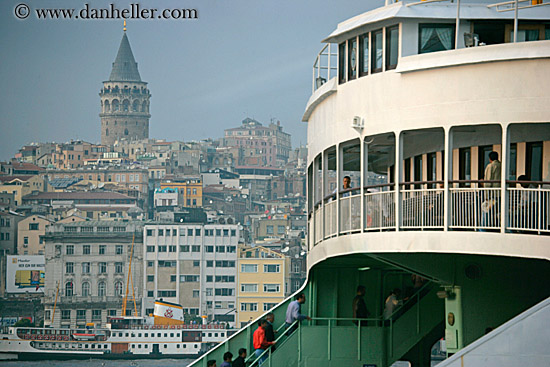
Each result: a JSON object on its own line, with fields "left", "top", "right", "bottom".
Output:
{"left": 17, "top": 215, "right": 54, "bottom": 255}
{"left": 237, "top": 245, "right": 287, "bottom": 328}
{"left": 43, "top": 221, "right": 144, "bottom": 328}
{"left": 143, "top": 223, "right": 240, "bottom": 325}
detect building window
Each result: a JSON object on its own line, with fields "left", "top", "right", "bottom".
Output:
{"left": 231, "top": 229, "right": 236, "bottom": 236}
{"left": 187, "top": 229, "right": 193, "bottom": 236}
{"left": 66, "top": 262, "right": 74, "bottom": 274}
{"left": 115, "top": 281, "right": 123, "bottom": 296}
{"left": 215, "top": 288, "right": 234, "bottom": 296}
{"left": 215, "top": 246, "right": 225, "bottom": 253}
{"left": 115, "top": 262, "right": 123, "bottom": 274}
{"left": 99, "top": 262, "right": 107, "bottom": 274}
{"left": 206, "top": 275, "right": 213, "bottom": 282}
{"left": 29, "top": 223, "right": 39, "bottom": 230}
{"left": 99, "top": 245, "right": 105, "bottom": 255}
{"left": 82, "top": 262, "right": 90, "bottom": 274}
{"left": 241, "top": 264, "right": 258, "bottom": 273}
{"left": 23, "top": 237, "right": 28, "bottom": 245}
{"left": 240, "top": 303, "right": 258, "bottom": 312}
{"left": 146, "top": 229, "right": 153, "bottom": 236}
{"left": 82, "top": 282, "right": 90, "bottom": 297}
{"left": 157, "top": 290, "right": 176, "bottom": 298}
{"left": 82, "top": 245, "right": 90, "bottom": 255}
{"left": 277, "top": 226, "right": 285, "bottom": 235}
{"left": 66, "top": 245, "right": 74, "bottom": 255}
{"left": 215, "top": 260, "right": 235, "bottom": 268}
{"left": 116, "top": 245, "right": 123, "bottom": 255}
{"left": 180, "top": 275, "right": 199, "bottom": 282}
{"left": 419, "top": 24, "right": 455, "bottom": 54}
{"left": 266, "top": 225, "right": 274, "bottom": 234}
{"left": 77, "top": 310, "right": 86, "bottom": 320}
{"left": 65, "top": 282, "right": 74, "bottom": 296}
{"left": 263, "top": 284, "right": 280, "bottom": 293}
{"left": 192, "top": 290, "right": 199, "bottom": 298}
{"left": 147, "top": 291, "right": 154, "bottom": 297}
{"left": 192, "top": 245, "right": 200, "bottom": 252}
{"left": 147, "top": 246, "right": 155, "bottom": 252}
{"left": 62, "top": 310, "right": 71, "bottom": 320}
{"left": 264, "top": 264, "right": 280, "bottom": 273}
{"left": 227, "top": 246, "right": 236, "bottom": 253}
{"left": 169, "top": 245, "right": 177, "bottom": 252}
{"left": 241, "top": 284, "right": 258, "bottom": 292}
{"left": 371, "top": 29, "right": 383, "bottom": 73}
{"left": 386, "top": 25, "right": 399, "bottom": 70}
{"left": 158, "top": 246, "right": 167, "bottom": 252}
{"left": 216, "top": 275, "right": 235, "bottom": 282}
{"left": 193, "top": 260, "right": 200, "bottom": 267}
{"left": 264, "top": 303, "right": 277, "bottom": 311}
{"left": 180, "top": 245, "right": 190, "bottom": 252}
{"left": 147, "top": 275, "right": 154, "bottom": 282}
{"left": 98, "top": 282, "right": 106, "bottom": 296}
{"left": 195, "top": 228, "right": 201, "bottom": 236}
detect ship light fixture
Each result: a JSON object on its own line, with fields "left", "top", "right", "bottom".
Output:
{"left": 358, "top": 266, "right": 371, "bottom": 271}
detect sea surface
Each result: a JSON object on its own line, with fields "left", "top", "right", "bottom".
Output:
{"left": 0, "top": 359, "right": 194, "bottom": 367}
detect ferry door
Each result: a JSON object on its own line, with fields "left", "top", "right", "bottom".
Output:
{"left": 152, "top": 344, "right": 160, "bottom": 354}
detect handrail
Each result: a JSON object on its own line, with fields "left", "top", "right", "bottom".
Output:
{"left": 387, "top": 281, "right": 433, "bottom": 321}
{"left": 247, "top": 320, "right": 298, "bottom": 366}
{"left": 399, "top": 180, "right": 444, "bottom": 186}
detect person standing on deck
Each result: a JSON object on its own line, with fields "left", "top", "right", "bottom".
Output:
{"left": 352, "top": 285, "right": 370, "bottom": 326}
{"left": 285, "top": 293, "right": 311, "bottom": 334}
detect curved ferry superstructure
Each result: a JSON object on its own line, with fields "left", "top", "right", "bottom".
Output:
{"left": 192, "top": 1, "right": 550, "bottom": 366}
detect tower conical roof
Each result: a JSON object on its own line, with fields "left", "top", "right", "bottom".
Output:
{"left": 108, "top": 33, "right": 142, "bottom": 82}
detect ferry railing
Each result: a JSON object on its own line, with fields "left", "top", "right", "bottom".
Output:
{"left": 399, "top": 182, "right": 444, "bottom": 230}
{"left": 364, "top": 185, "right": 396, "bottom": 231}
{"left": 449, "top": 182, "right": 501, "bottom": 231}
{"left": 507, "top": 181, "right": 550, "bottom": 234}
{"left": 312, "top": 44, "right": 337, "bottom": 93}
{"left": 340, "top": 190, "right": 362, "bottom": 234}
{"left": 323, "top": 196, "right": 337, "bottom": 239}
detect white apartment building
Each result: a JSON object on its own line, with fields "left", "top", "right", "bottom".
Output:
{"left": 143, "top": 223, "right": 240, "bottom": 325}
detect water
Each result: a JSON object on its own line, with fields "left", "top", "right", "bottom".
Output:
{"left": 0, "top": 359, "right": 195, "bottom": 367}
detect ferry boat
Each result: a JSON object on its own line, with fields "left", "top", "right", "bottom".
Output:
{"left": 191, "top": 1, "right": 550, "bottom": 366}
{"left": 0, "top": 300, "right": 235, "bottom": 360}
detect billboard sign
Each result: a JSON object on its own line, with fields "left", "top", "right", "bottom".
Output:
{"left": 6, "top": 255, "right": 45, "bottom": 293}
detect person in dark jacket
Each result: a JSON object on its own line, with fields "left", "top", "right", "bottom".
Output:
{"left": 352, "top": 285, "right": 370, "bottom": 326}
{"left": 264, "top": 312, "right": 276, "bottom": 351}
{"left": 232, "top": 348, "right": 247, "bottom": 367}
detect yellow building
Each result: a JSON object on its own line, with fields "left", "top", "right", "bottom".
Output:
{"left": 17, "top": 215, "right": 54, "bottom": 255}
{"left": 237, "top": 245, "right": 288, "bottom": 328}
{"left": 160, "top": 177, "right": 203, "bottom": 207}
{"left": 0, "top": 175, "right": 46, "bottom": 207}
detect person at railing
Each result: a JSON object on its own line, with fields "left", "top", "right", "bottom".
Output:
{"left": 483, "top": 151, "right": 501, "bottom": 188}
{"left": 220, "top": 351, "right": 233, "bottom": 367}
{"left": 207, "top": 360, "right": 217, "bottom": 367}
{"left": 253, "top": 318, "right": 276, "bottom": 365}
{"left": 383, "top": 288, "right": 403, "bottom": 321}
{"left": 265, "top": 312, "right": 277, "bottom": 351}
{"left": 285, "top": 292, "right": 311, "bottom": 335}
{"left": 352, "top": 285, "right": 370, "bottom": 326}
{"left": 232, "top": 348, "right": 247, "bottom": 367}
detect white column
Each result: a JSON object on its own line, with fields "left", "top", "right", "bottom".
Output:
{"left": 395, "top": 131, "right": 403, "bottom": 231}
{"left": 444, "top": 127, "right": 453, "bottom": 231}
{"left": 501, "top": 123, "right": 510, "bottom": 233}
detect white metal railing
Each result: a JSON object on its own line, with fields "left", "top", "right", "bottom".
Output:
{"left": 340, "top": 193, "right": 362, "bottom": 233}
{"left": 365, "top": 190, "right": 396, "bottom": 231}
{"left": 507, "top": 187, "right": 550, "bottom": 233}
{"left": 312, "top": 44, "right": 337, "bottom": 93}
{"left": 450, "top": 187, "right": 501, "bottom": 230}
{"left": 401, "top": 188, "right": 444, "bottom": 229}
{"left": 324, "top": 199, "right": 338, "bottom": 238}
{"left": 314, "top": 206, "right": 323, "bottom": 245}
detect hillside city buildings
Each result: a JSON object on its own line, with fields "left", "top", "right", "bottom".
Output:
{"left": 0, "top": 29, "right": 307, "bottom": 329}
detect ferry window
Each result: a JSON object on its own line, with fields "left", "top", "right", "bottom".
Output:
{"left": 157, "top": 333, "right": 161, "bottom": 337}
{"left": 458, "top": 148, "right": 471, "bottom": 187}
{"left": 138, "top": 333, "right": 142, "bottom": 337}
{"left": 164, "top": 344, "right": 168, "bottom": 348}
{"left": 170, "top": 333, "right": 174, "bottom": 337}
{"left": 138, "top": 344, "right": 141, "bottom": 349}
{"left": 348, "top": 37, "right": 357, "bottom": 80}
{"left": 338, "top": 42, "right": 346, "bottom": 84}
{"left": 509, "top": 143, "right": 517, "bottom": 180}
{"left": 177, "top": 344, "right": 180, "bottom": 348}
{"left": 526, "top": 142, "right": 543, "bottom": 181}
{"left": 386, "top": 25, "right": 399, "bottom": 70}
{"left": 371, "top": 29, "right": 383, "bottom": 73}
{"left": 427, "top": 152, "right": 437, "bottom": 188}
{"left": 145, "top": 344, "right": 148, "bottom": 348}
{"left": 119, "top": 333, "right": 123, "bottom": 337}
{"left": 144, "top": 333, "right": 148, "bottom": 337}
{"left": 404, "top": 158, "right": 412, "bottom": 185}
{"left": 92, "top": 344, "right": 95, "bottom": 349}
{"left": 359, "top": 33, "right": 369, "bottom": 76}
{"left": 414, "top": 155, "right": 423, "bottom": 189}
{"left": 132, "top": 344, "right": 135, "bottom": 348}
{"left": 505, "top": 24, "right": 544, "bottom": 43}
{"left": 125, "top": 333, "right": 129, "bottom": 337}
{"left": 164, "top": 333, "right": 168, "bottom": 337}
{"left": 419, "top": 24, "right": 455, "bottom": 54}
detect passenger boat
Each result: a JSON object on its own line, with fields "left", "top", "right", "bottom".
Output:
{"left": 0, "top": 300, "right": 235, "bottom": 360}
{"left": 191, "top": 1, "right": 550, "bottom": 366}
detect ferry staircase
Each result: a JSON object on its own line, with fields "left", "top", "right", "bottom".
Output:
{"left": 191, "top": 283, "right": 443, "bottom": 367}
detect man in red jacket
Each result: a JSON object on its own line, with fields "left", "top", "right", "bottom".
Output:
{"left": 253, "top": 318, "right": 276, "bottom": 365}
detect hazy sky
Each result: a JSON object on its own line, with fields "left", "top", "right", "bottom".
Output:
{"left": 0, "top": 0, "right": 378, "bottom": 160}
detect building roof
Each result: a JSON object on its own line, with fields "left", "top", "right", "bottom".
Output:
{"left": 10, "top": 162, "right": 44, "bottom": 172}
{"left": 108, "top": 32, "right": 141, "bottom": 82}
{"left": 23, "top": 191, "right": 135, "bottom": 200}
{"left": 48, "top": 177, "right": 82, "bottom": 189}
{"left": 0, "top": 175, "right": 35, "bottom": 183}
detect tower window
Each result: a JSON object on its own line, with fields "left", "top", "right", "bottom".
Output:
{"left": 106, "top": 128, "right": 109, "bottom": 136}
{"left": 125, "top": 128, "right": 129, "bottom": 136}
